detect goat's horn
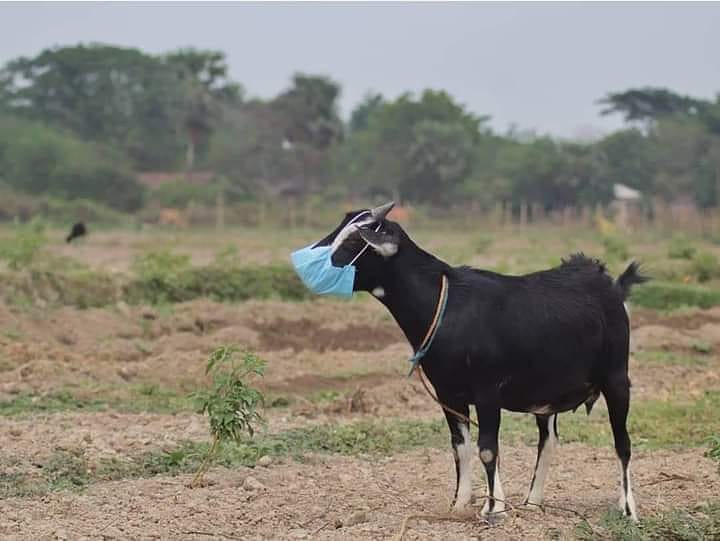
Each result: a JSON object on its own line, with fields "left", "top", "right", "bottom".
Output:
{"left": 370, "top": 201, "right": 395, "bottom": 221}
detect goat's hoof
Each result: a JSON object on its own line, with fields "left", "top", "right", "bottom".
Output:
{"left": 480, "top": 503, "right": 507, "bottom": 524}
{"left": 621, "top": 509, "right": 639, "bottom": 523}
{"left": 480, "top": 510, "right": 507, "bottom": 525}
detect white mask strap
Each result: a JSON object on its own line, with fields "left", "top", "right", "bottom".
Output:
{"left": 349, "top": 220, "right": 382, "bottom": 265}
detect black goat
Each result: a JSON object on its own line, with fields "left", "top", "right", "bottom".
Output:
{"left": 312, "top": 202, "right": 647, "bottom": 521}
{"left": 66, "top": 222, "right": 87, "bottom": 243}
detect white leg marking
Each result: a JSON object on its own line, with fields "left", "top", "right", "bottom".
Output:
{"left": 480, "top": 462, "right": 506, "bottom": 516}
{"left": 527, "top": 414, "right": 558, "bottom": 505}
{"left": 619, "top": 463, "right": 638, "bottom": 522}
{"left": 453, "top": 424, "right": 474, "bottom": 510}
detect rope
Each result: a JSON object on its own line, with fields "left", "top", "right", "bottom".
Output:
{"left": 416, "top": 367, "right": 479, "bottom": 428}
{"left": 408, "top": 274, "right": 449, "bottom": 376}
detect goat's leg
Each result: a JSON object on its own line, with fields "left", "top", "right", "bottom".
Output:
{"left": 603, "top": 376, "right": 638, "bottom": 521}
{"left": 525, "top": 413, "right": 558, "bottom": 506}
{"left": 441, "top": 403, "right": 472, "bottom": 510}
{"left": 475, "top": 403, "right": 505, "bottom": 517}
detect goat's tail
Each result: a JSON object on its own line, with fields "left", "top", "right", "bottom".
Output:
{"left": 615, "top": 261, "right": 650, "bottom": 300}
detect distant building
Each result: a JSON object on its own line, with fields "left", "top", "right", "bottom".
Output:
{"left": 612, "top": 183, "right": 642, "bottom": 231}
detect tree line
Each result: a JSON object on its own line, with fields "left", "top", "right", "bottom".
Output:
{"left": 1, "top": 43, "right": 719, "bottom": 213}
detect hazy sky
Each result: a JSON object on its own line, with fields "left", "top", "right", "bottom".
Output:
{"left": 1, "top": 2, "right": 719, "bottom": 139}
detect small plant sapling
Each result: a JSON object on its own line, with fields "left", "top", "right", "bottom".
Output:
{"left": 190, "top": 345, "right": 266, "bottom": 487}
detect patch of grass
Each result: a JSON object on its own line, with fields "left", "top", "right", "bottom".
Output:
{"left": 308, "top": 390, "right": 342, "bottom": 403}
{"left": 1, "top": 419, "right": 449, "bottom": 498}
{"left": 474, "top": 234, "right": 493, "bottom": 255}
{"left": 577, "top": 505, "right": 720, "bottom": 540}
{"left": 0, "top": 262, "right": 312, "bottom": 308}
{"left": 1, "top": 327, "right": 23, "bottom": 340}
{"left": 631, "top": 281, "right": 720, "bottom": 310}
{"left": 0, "top": 391, "right": 108, "bottom": 416}
{"left": 634, "top": 350, "right": 709, "bottom": 366}
{"left": 0, "top": 269, "right": 121, "bottom": 308}
{"left": 691, "top": 341, "right": 713, "bottom": 354}
{"left": 0, "top": 386, "right": 197, "bottom": 417}
{"left": 706, "top": 435, "right": 720, "bottom": 464}
{"left": 502, "top": 391, "right": 720, "bottom": 450}
{"left": 628, "top": 392, "right": 720, "bottom": 449}
{"left": 603, "top": 235, "right": 629, "bottom": 261}
{"left": 691, "top": 252, "right": 720, "bottom": 283}
{"left": 668, "top": 233, "right": 697, "bottom": 260}
{"left": 5, "top": 396, "right": 720, "bottom": 499}
{"left": 0, "top": 220, "right": 47, "bottom": 269}
{"left": 0, "top": 448, "right": 91, "bottom": 499}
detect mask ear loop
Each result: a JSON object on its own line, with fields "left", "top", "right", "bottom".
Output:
{"left": 349, "top": 220, "right": 382, "bottom": 265}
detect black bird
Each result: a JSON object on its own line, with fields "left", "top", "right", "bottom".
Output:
{"left": 66, "top": 222, "right": 87, "bottom": 243}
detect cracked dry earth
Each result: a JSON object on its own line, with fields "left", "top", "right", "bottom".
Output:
{"left": 0, "top": 299, "right": 719, "bottom": 540}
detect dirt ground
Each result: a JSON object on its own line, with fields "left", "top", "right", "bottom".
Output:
{"left": 1, "top": 445, "right": 718, "bottom": 541}
{"left": 1, "top": 296, "right": 720, "bottom": 539}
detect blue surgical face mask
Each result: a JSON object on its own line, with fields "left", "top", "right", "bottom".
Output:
{"left": 291, "top": 212, "right": 380, "bottom": 298}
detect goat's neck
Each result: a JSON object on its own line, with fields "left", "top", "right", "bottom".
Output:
{"left": 375, "top": 250, "right": 449, "bottom": 351}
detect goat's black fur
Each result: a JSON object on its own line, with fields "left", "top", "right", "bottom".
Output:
{"left": 314, "top": 206, "right": 648, "bottom": 520}
{"left": 66, "top": 222, "right": 87, "bottom": 243}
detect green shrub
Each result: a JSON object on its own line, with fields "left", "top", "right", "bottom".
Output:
{"left": 668, "top": 233, "right": 697, "bottom": 259}
{"left": 691, "top": 252, "right": 720, "bottom": 283}
{"left": 602, "top": 235, "right": 628, "bottom": 261}
{"left": 0, "top": 114, "right": 144, "bottom": 211}
{"left": 631, "top": 281, "right": 720, "bottom": 310}
{"left": 0, "top": 222, "right": 48, "bottom": 269}
{"left": 190, "top": 346, "right": 265, "bottom": 486}
{"left": 0, "top": 269, "right": 121, "bottom": 308}
{"left": 130, "top": 250, "right": 193, "bottom": 303}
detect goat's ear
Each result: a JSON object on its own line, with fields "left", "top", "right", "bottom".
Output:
{"left": 359, "top": 229, "right": 399, "bottom": 258}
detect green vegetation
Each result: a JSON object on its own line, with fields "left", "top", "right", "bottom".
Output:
{"left": 0, "top": 116, "right": 143, "bottom": 211}
{"left": 668, "top": 233, "right": 697, "bottom": 260}
{"left": 0, "top": 220, "right": 47, "bottom": 269}
{"left": 0, "top": 386, "right": 196, "bottom": 417}
{"left": 603, "top": 235, "right": 629, "bottom": 261}
{"left": 577, "top": 505, "right": 720, "bottom": 541}
{"left": 630, "top": 281, "right": 720, "bottom": 310}
{"left": 0, "top": 255, "right": 310, "bottom": 307}
{"left": 2, "top": 391, "right": 719, "bottom": 499}
{"left": 2, "top": 44, "right": 720, "bottom": 215}
{"left": 0, "top": 419, "right": 447, "bottom": 498}
{"left": 127, "top": 261, "right": 310, "bottom": 304}
{"left": 634, "top": 350, "right": 709, "bottom": 366}
{"left": 191, "top": 346, "right": 266, "bottom": 486}
{"left": 691, "top": 251, "right": 720, "bottom": 283}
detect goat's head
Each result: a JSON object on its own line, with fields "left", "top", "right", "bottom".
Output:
{"left": 293, "top": 202, "right": 404, "bottom": 296}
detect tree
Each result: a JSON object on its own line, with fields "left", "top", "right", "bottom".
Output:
{"left": 349, "top": 92, "right": 384, "bottom": 132}
{"left": 0, "top": 114, "right": 144, "bottom": 211}
{"left": 598, "top": 87, "right": 708, "bottom": 125}
{"left": 651, "top": 118, "right": 720, "bottom": 207}
{"left": 0, "top": 44, "right": 186, "bottom": 170}
{"left": 164, "top": 49, "right": 243, "bottom": 172}
{"left": 404, "top": 120, "right": 476, "bottom": 203}
{"left": 337, "top": 90, "right": 487, "bottom": 203}
{"left": 273, "top": 73, "right": 343, "bottom": 150}
{"left": 596, "top": 129, "right": 655, "bottom": 194}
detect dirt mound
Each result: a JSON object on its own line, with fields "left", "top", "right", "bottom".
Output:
{"left": 632, "top": 307, "right": 720, "bottom": 330}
